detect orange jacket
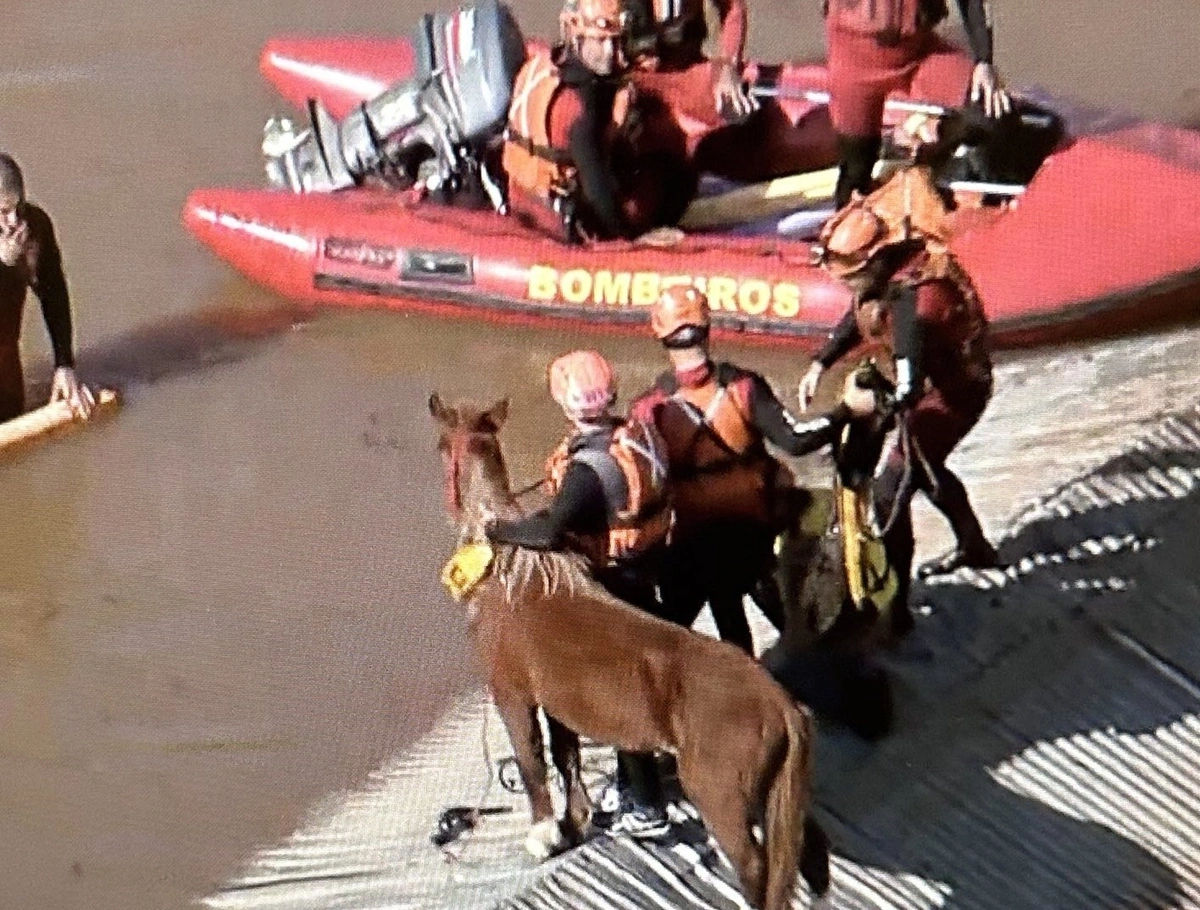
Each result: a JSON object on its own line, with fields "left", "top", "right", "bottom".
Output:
{"left": 503, "top": 49, "right": 635, "bottom": 206}
{"left": 633, "top": 364, "right": 791, "bottom": 529}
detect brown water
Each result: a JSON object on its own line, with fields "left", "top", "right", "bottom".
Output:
{"left": 3, "top": 2, "right": 1200, "bottom": 908}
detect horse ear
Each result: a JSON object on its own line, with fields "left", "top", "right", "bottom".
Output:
{"left": 480, "top": 397, "right": 510, "bottom": 433}
{"left": 429, "top": 392, "right": 457, "bottom": 427}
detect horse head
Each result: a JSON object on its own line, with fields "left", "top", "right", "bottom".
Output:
{"left": 428, "top": 393, "right": 513, "bottom": 542}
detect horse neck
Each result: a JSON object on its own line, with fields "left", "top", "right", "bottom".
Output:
{"left": 457, "top": 448, "right": 521, "bottom": 543}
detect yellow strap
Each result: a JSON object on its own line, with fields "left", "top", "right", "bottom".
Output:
{"left": 838, "top": 481, "right": 899, "bottom": 612}
{"left": 441, "top": 543, "right": 496, "bottom": 602}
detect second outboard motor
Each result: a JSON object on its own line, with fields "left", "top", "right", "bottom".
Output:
{"left": 265, "top": 0, "right": 527, "bottom": 198}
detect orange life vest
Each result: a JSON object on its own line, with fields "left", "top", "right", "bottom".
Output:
{"left": 502, "top": 51, "right": 636, "bottom": 206}
{"left": 652, "top": 366, "right": 785, "bottom": 528}
{"left": 823, "top": 0, "right": 934, "bottom": 41}
{"left": 544, "top": 419, "right": 673, "bottom": 566}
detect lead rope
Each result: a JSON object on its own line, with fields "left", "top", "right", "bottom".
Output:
{"left": 438, "top": 694, "right": 507, "bottom": 865}
{"left": 511, "top": 477, "right": 548, "bottom": 499}
{"left": 878, "top": 412, "right": 940, "bottom": 538}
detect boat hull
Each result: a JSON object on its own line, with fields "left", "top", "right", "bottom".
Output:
{"left": 183, "top": 36, "right": 1200, "bottom": 350}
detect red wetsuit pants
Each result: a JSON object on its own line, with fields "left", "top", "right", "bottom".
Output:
{"left": 826, "top": 25, "right": 976, "bottom": 139}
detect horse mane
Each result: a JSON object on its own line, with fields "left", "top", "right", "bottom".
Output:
{"left": 491, "top": 545, "right": 619, "bottom": 606}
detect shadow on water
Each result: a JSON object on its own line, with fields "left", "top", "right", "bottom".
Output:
{"left": 811, "top": 408, "right": 1200, "bottom": 909}
{"left": 24, "top": 281, "right": 317, "bottom": 403}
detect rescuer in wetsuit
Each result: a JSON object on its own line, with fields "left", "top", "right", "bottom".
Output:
{"left": 0, "top": 154, "right": 95, "bottom": 422}
{"left": 622, "top": 0, "right": 842, "bottom": 182}
{"left": 625, "top": 0, "right": 756, "bottom": 120}
{"left": 502, "top": 0, "right": 695, "bottom": 243}
{"left": 802, "top": 167, "right": 998, "bottom": 632}
{"left": 823, "top": 0, "right": 1012, "bottom": 208}
{"left": 630, "top": 285, "right": 878, "bottom": 654}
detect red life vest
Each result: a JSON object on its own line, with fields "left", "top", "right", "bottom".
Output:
{"left": 651, "top": 365, "right": 787, "bottom": 528}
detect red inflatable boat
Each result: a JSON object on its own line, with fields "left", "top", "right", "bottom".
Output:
{"left": 183, "top": 31, "right": 1200, "bottom": 350}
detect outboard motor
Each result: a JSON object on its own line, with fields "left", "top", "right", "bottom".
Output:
{"left": 919, "top": 98, "right": 1066, "bottom": 191}
{"left": 264, "top": 0, "right": 527, "bottom": 201}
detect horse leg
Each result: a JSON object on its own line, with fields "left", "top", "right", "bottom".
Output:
{"left": 679, "top": 752, "right": 766, "bottom": 908}
{"left": 701, "top": 794, "right": 767, "bottom": 907}
{"left": 492, "top": 693, "right": 567, "bottom": 861}
{"left": 546, "top": 715, "right": 590, "bottom": 843}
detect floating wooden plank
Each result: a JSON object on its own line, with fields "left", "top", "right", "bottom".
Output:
{"left": 0, "top": 388, "right": 121, "bottom": 455}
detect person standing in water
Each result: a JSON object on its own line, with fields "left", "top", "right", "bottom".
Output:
{"left": 0, "top": 153, "right": 94, "bottom": 422}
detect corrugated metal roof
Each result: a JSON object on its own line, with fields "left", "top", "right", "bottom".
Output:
{"left": 205, "top": 400, "right": 1200, "bottom": 910}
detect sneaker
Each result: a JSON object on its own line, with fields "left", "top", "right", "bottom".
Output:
{"left": 597, "top": 782, "right": 623, "bottom": 814}
{"left": 589, "top": 782, "right": 625, "bottom": 831}
{"left": 608, "top": 804, "right": 672, "bottom": 840}
{"left": 665, "top": 802, "right": 693, "bottom": 825}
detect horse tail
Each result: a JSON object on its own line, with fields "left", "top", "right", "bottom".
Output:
{"left": 763, "top": 702, "right": 817, "bottom": 910}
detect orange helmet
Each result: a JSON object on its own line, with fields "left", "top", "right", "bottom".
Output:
{"left": 650, "top": 285, "right": 710, "bottom": 345}
{"left": 560, "top": 0, "right": 628, "bottom": 41}
{"left": 549, "top": 350, "right": 617, "bottom": 419}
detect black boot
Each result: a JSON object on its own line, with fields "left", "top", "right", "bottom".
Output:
{"left": 834, "top": 133, "right": 883, "bottom": 209}
{"left": 918, "top": 469, "right": 1000, "bottom": 578}
{"left": 917, "top": 539, "right": 999, "bottom": 579}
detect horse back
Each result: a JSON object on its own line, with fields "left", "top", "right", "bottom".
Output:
{"left": 475, "top": 578, "right": 782, "bottom": 753}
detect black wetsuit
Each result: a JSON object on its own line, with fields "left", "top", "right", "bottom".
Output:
{"left": 935, "top": 0, "right": 994, "bottom": 64}
{"left": 0, "top": 203, "right": 76, "bottom": 420}
{"left": 555, "top": 59, "right": 631, "bottom": 241}
{"left": 634, "top": 362, "right": 852, "bottom": 653}
{"left": 488, "top": 424, "right": 661, "bottom": 611}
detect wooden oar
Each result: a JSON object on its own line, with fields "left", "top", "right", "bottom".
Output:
{"left": 680, "top": 167, "right": 839, "bottom": 230}
{"left": 679, "top": 159, "right": 1025, "bottom": 232}
{"left": 0, "top": 388, "right": 121, "bottom": 455}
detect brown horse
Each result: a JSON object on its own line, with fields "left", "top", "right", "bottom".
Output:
{"left": 429, "top": 393, "right": 830, "bottom": 910}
